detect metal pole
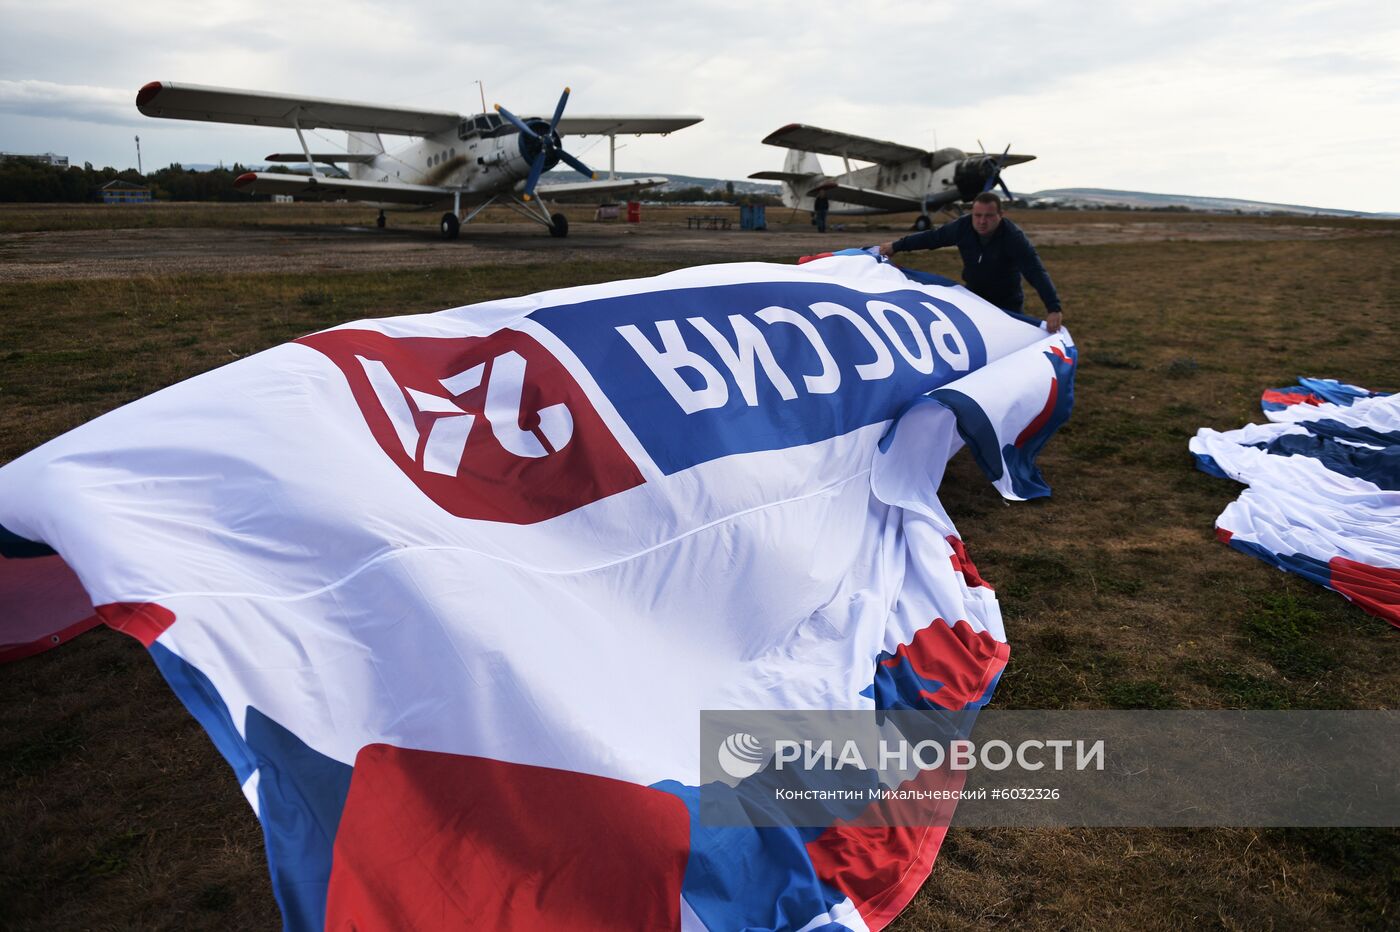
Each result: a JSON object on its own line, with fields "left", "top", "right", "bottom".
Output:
{"left": 135, "top": 135, "right": 142, "bottom": 174}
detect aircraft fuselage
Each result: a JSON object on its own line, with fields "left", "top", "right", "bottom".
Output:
{"left": 777, "top": 147, "right": 1025, "bottom": 216}
{"left": 350, "top": 112, "right": 560, "bottom": 199}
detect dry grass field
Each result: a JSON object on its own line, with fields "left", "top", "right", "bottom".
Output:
{"left": 1, "top": 202, "right": 1397, "bottom": 930}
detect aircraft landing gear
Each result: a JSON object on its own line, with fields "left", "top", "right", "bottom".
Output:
{"left": 440, "top": 211, "right": 461, "bottom": 240}
{"left": 913, "top": 214, "right": 932, "bottom": 232}
{"left": 376, "top": 210, "right": 386, "bottom": 229}
{"left": 548, "top": 212, "right": 569, "bottom": 238}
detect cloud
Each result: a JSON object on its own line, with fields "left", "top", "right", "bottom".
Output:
{"left": 1, "top": 0, "right": 1397, "bottom": 209}
{"left": 0, "top": 79, "right": 143, "bottom": 126}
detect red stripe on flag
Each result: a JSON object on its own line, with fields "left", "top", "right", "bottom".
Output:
{"left": 1216, "top": 527, "right": 1234, "bottom": 544}
{"left": 0, "top": 551, "right": 100, "bottom": 662}
{"left": 0, "top": 614, "right": 101, "bottom": 664}
{"left": 809, "top": 617, "right": 1010, "bottom": 926}
{"left": 808, "top": 823, "right": 950, "bottom": 930}
{"left": 1329, "top": 557, "right": 1400, "bottom": 628}
{"left": 1049, "top": 345, "right": 1075, "bottom": 365}
{"left": 945, "top": 535, "right": 994, "bottom": 590}
{"left": 1261, "top": 389, "right": 1322, "bottom": 407}
{"left": 96, "top": 602, "right": 176, "bottom": 646}
{"left": 1014, "top": 378, "right": 1059, "bottom": 448}
{"left": 327, "top": 745, "right": 690, "bottom": 930}
{"left": 883, "top": 618, "right": 1010, "bottom": 710}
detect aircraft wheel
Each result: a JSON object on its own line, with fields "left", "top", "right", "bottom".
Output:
{"left": 440, "top": 212, "right": 460, "bottom": 240}
{"left": 913, "top": 214, "right": 932, "bottom": 231}
{"left": 549, "top": 213, "right": 569, "bottom": 238}
{"left": 376, "top": 212, "right": 386, "bottom": 229}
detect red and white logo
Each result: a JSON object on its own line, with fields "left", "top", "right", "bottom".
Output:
{"left": 299, "top": 328, "right": 643, "bottom": 523}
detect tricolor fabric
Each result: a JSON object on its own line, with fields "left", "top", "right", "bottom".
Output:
{"left": 1190, "top": 379, "right": 1399, "bottom": 628}
{"left": 1260, "top": 377, "right": 1386, "bottom": 414}
{"left": 0, "top": 254, "right": 1075, "bottom": 930}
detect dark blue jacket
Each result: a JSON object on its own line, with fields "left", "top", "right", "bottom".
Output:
{"left": 892, "top": 215, "right": 1060, "bottom": 313}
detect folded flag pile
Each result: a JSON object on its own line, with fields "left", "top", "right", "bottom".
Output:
{"left": 1190, "top": 379, "right": 1399, "bottom": 628}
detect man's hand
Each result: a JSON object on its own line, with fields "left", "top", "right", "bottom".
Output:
{"left": 877, "top": 241, "right": 896, "bottom": 257}
{"left": 1046, "top": 309, "right": 1063, "bottom": 334}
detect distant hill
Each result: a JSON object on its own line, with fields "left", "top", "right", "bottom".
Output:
{"left": 1027, "top": 187, "right": 1393, "bottom": 218}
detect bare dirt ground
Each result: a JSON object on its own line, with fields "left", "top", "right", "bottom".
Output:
{"left": 0, "top": 205, "right": 1385, "bottom": 283}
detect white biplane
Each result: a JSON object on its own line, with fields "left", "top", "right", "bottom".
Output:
{"left": 136, "top": 81, "right": 702, "bottom": 239}
{"left": 750, "top": 123, "right": 1034, "bottom": 230}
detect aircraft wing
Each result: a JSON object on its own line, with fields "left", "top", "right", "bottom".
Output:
{"left": 264, "top": 152, "right": 379, "bottom": 164}
{"left": 233, "top": 172, "right": 451, "bottom": 206}
{"left": 747, "top": 170, "right": 824, "bottom": 184}
{"left": 136, "top": 81, "right": 460, "bottom": 136}
{"left": 749, "top": 170, "right": 924, "bottom": 209}
{"left": 819, "top": 182, "right": 926, "bottom": 212}
{"left": 555, "top": 116, "right": 702, "bottom": 135}
{"left": 537, "top": 176, "right": 671, "bottom": 198}
{"left": 760, "top": 124, "right": 925, "bottom": 164}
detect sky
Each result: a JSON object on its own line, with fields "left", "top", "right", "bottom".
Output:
{"left": 2, "top": 0, "right": 1398, "bottom": 213}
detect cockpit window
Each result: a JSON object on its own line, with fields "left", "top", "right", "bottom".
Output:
{"left": 459, "top": 113, "right": 513, "bottom": 140}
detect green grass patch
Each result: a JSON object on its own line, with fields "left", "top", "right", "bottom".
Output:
{"left": 1242, "top": 592, "right": 1340, "bottom": 678}
{"left": 71, "top": 829, "right": 145, "bottom": 880}
{"left": 1104, "top": 679, "right": 1178, "bottom": 709}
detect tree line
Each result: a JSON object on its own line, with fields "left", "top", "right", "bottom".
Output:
{"left": 0, "top": 158, "right": 308, "bottom": 203}
{"left": 2, "top": 157, "right": 782, "bottom": 206}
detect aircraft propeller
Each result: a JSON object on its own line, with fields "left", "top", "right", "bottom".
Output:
{"left": 494, "top": 88, "right": 597, "bottom": 202}
{"left": 981, "top": 144, "right": 1016, "bottom": 201}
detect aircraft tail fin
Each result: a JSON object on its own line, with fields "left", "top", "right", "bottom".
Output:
{"left": 346, "top": 132, "right": 384, "bottom": 180}
{"left": 775, "top": 149, "right": 823, "bottom": 209}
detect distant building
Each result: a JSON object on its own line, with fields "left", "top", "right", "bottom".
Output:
{"left": 0, "top": 151, "right": 69, "bottom": 168}
{"left": 100, "top": 180, "right": 152, "bottom": 204}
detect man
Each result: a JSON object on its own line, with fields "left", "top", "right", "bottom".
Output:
{"left": 813, "top": 193, "right": 830, "bottom": 233}
{"left": 877, "top": 192, "right": 1063, "bottom": 333}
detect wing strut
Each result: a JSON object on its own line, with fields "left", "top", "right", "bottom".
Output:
{"left": 457, "top": 191, "right": 556, "bottom": 231}
{"left": 293, "top": 113, "right": 321, "bottom": 179}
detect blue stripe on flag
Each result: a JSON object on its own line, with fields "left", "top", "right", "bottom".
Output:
{"left": 1223, "top": 536, "right": 1335, "bottom": 591}
{"left": 1296, "top": 377, "right": 1384, "bottom": 407}
{"left": 1251, "top": 432, "right": 1400, "bottom": 491}
{"left": 653, "top": 780, "right": 855, "bottom": 932}
{"left": 1192, "top": 452, "right": 1232, "bottom": 479}
{"left": 1001, "top": 346, "right": 1078, "bottom": 499}
{"left": 923, "top": 388, "right": 1004, "bottom": 481}
{"left": 245, "top": 708, "right": 353, "bottom": 932}
{"left": 149, "top": 645, "right": 351, "bottom": 931}
{"left": 149, "top": 643, "right": 259, "bottom": 785}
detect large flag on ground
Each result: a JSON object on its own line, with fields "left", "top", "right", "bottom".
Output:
{"left": 1190, "top": 379, "right": 1400, "bottom": 628}
{"left": 0, "top": 254, "right": 1075, "bottom": 930}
